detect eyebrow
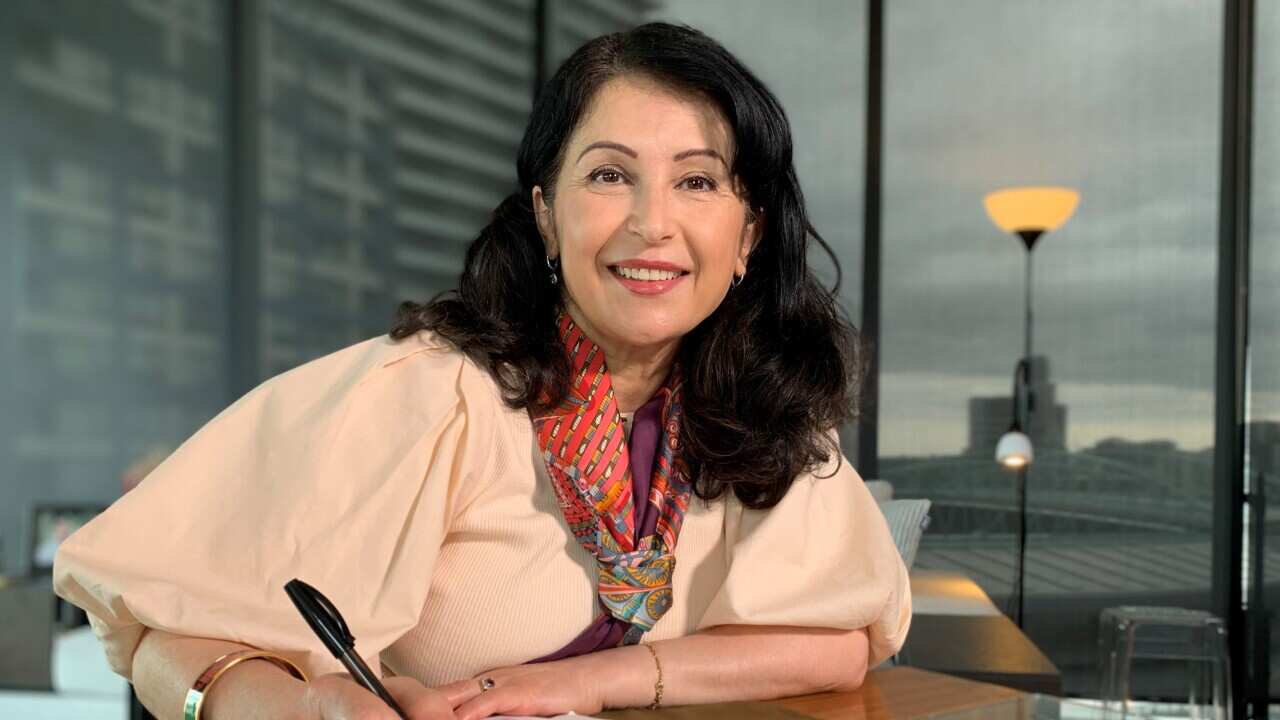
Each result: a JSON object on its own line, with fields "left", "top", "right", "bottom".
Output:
{"left": 576, "top": 141, "right": 728, "bottom": 168}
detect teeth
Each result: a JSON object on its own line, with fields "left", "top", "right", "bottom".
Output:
{"left": 614, "top": 266, "right": 681, "bottom": 281}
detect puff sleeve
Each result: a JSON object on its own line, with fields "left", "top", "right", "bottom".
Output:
{"left": 52, "top": 334, "right": 498, "bottom": 680}
{"left": 695, "top": 432, "right": 912, "bottom": 668}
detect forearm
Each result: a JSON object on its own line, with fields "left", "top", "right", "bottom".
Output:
{"left": 596, "top": 625, "right": 870, "bottom": 709}
{"left": 132, "top": 628, "right": 307, "bottom": 720}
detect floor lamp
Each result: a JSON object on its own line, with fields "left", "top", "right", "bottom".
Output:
{"left": 983, "top": 186, "right": 1079, "bottom": 628}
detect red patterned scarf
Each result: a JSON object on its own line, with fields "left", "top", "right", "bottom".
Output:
{"left": 530, "top": 312, "right": 692, "bottom": 648}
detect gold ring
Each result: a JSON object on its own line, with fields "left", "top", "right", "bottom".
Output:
{"left": 478, "top": 677, "right": 496, "bottom": 692}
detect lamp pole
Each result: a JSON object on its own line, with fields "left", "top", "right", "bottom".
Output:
{"left": 1015, "top": 464, "right": 1027, "bottom": 627}
{"left": 1016, "top": 229, "right": 1044, "bottom": 364}
{"left": 1013, "top": 230, "right": 1041, "bottom": 630}
{"left": 985, "top": 187, "right": 1078, "bottom": 632}
{"left": 1025, "top": 250, "right": 1032, "bottom": 360}
{"left": 1009, "top": 358, "right": 1031, "bottom": 628}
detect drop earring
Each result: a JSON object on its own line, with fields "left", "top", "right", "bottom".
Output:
{"left": 546, "top": 256, "right": 559, "bottom": 285}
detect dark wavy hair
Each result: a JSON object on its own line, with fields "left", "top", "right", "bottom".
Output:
{"left": 391, "top": 22, "right": 863, "bottom": 509}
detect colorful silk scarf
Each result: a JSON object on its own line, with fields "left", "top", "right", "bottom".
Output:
{"left": 530, "top": 312, "right": 692, "bottom": 656}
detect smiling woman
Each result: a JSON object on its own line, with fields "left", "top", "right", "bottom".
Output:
{"left": 52, "top": 22, "right": 911, "bottom": 720}
{"left": 532, "top": 75, "right": 757, "bottom": 413}
{"left": 401, "top": 24, "right": 864, "bottom": 511}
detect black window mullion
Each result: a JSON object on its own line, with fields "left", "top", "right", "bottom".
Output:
{"left": 1212, "top": 1, "right": 1255, "bottom": 717}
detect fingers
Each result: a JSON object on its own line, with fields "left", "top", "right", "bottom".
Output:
{"left": 305, "top": 673, "right": 408, "bottom": 720}
{"left": 306, "top": 672, "right": 452, "bottom": 720}
{"left": 449, "top": 674, "right": 533, "bottom": 720}
{"left": 383, "top": 677, "right": 457, "bottom": 720}
{"left": 453, "top": 673, "right": 560, "bottom": 720}
{"left": 436, "top": 676, "right": 483, "bottom": 708}
{"left": 453, "top": 686, "right": 513, "bottom": 720}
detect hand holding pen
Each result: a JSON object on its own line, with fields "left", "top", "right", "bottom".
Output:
{"left": 286, "top": 579, "right": 455, "bottom": 719}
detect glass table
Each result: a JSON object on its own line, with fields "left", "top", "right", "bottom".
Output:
{"left": 928, "top": 694, "right": 1229, "bottom": 719}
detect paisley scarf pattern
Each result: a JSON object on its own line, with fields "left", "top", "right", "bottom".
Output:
{"left": 531, "top": 312, "right": 692, "bottom": 645}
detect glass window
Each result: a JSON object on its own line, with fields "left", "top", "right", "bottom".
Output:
{"left": 1249, "top": 0, "right": 1279, "bottom": 705}
{"left": 0, "top": 0, "right": 230, "bottom": 574}
{"left": 249, "top": 0, "right": 538, "bottom": 379}
{"left": 882, "top": 0, "right": 1222, "bottom": 696}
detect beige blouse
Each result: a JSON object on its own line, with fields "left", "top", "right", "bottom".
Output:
{"left": 53, "top": 331, "right": 912, "bottom": 686}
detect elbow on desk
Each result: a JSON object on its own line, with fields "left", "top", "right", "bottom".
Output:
{"left": 818, "top": 627, "right": 871, "bottom": 694}
{"left": 826, "top": 658, "right": 869, "bottom": 693}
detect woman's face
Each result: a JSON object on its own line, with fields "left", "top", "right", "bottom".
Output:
{"left": 533, "top": 75, "right": 760, "bottom": 358}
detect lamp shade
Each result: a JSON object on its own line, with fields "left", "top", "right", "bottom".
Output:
{"left": 995, "top": 430, "right": 1034, "bottom": 469}
{"left": 983, "top": 187, "right": 1080, "bottom": 235}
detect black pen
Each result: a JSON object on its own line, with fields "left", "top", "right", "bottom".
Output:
{"left": 285, "top": 578, "right": 409, "bottom": 719}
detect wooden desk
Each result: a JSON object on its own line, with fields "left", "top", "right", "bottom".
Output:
{"left": 896, "top": 614, "right": 1062, "bottom": 696}
{"left": 126, "top": 664, "right": 1026, "bottom": 720}
{"left": 601, "top": 666, "right": 1026, "bottom": 719}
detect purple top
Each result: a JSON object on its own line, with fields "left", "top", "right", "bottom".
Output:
{"left": 529, "top": 391, "right": 666, "bottom": 663}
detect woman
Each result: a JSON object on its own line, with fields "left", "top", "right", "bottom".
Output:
{"left": 54, "top": 22, "right": 910, "bottom": 720}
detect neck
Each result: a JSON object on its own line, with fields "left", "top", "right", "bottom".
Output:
{"left": 608, "top": 345, "right": 678, "bottom": 413}
{"left": 564, "top": 303, "right": 679, "bottom": 413}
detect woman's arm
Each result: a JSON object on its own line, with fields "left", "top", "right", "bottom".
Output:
{"left": 132, "top": 628, "right": 308, "bottom": 720}
{"left": 445, "top": 624, "right": 870, "bottom": 719}
{"left": 132, "top": 628, "right": 456, "bottom": 720}
{"left": 600, "top": 624, "right": 870, "bottom": 708}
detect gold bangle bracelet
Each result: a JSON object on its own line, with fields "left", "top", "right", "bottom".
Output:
{"left": 643, "top": 643, "right": 664, "bottom": 710}
{"left": 184, "top": 649, "right": 308, "bottom": 720}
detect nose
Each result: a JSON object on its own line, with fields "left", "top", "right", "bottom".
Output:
{"left": 628, "top": 184, "right": 677, "bottom": 244}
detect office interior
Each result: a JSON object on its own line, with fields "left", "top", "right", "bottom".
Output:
{"left": 0, "top": 0, "right": 1276, "bottom": 718}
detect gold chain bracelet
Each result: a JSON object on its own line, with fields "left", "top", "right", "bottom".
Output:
{"left": 643, "top": 643, "right": 664, "bottom": 710}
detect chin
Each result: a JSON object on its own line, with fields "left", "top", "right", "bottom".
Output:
{"left": 612, "top": 317, "right": 689, "bottom": 349}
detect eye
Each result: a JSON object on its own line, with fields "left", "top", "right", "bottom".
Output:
{"left": 589, "top": 168, "right": 627, "bottom": 184}
{"left": 682, "top": 175, "right": 718, "bottom": 192}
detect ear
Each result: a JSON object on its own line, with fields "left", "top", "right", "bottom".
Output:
{"left": 736, "top": 206, "right": 762, "bottom": 277}
{"left": 532, "top": 185, "right": 558, "bottom": 258}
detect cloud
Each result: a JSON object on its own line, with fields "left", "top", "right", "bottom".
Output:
{"left": 875, "top": 0, "right": 1280, "bottom": 403}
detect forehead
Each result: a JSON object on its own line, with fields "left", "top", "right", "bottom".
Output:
{"left": 571, "top": 76, "right": 734, "bottom": 160}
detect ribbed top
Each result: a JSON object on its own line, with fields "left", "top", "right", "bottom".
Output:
{"left": 52, "top": 332, "right": 912, "bottom": 687}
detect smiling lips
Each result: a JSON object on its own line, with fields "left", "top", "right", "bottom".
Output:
{"left": 608, "top": 261, "right": 690, "bottom": 295}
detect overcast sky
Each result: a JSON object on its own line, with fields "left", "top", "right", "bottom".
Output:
{"left": 657, "top": 0, "right": 1279, "bottom": 455}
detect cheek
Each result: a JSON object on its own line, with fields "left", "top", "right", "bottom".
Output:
{"left": 692, "top": 219, "right": 747, "bottom": 273}
{"left": 560, "top": 196, "right": 620, "bottom": 264}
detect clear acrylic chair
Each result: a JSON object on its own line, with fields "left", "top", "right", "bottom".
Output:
{"left": 1098, "top": 606, "right": 1231, "bottom": 720}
